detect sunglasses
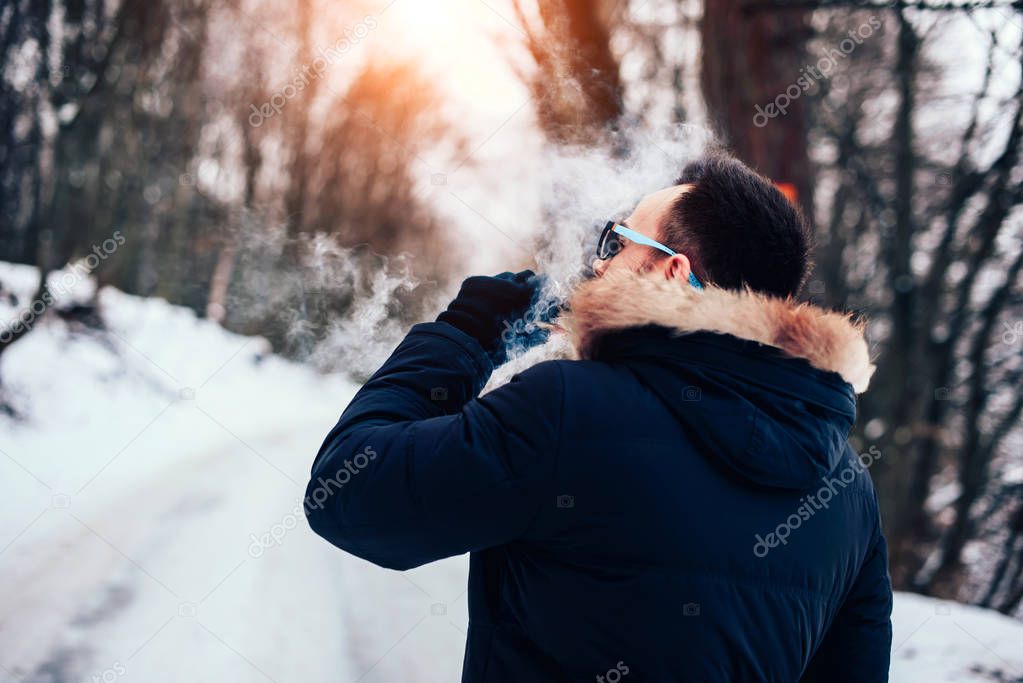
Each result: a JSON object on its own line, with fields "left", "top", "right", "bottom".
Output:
{"left": 596, "top": 221, "right": 703, "bottom": 290}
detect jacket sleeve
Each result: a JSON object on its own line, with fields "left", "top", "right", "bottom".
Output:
{"left": 304, "top": 321, "right": 563, "bottom": 570}
{"left": 799, "top": 510, "right": 894, "bottom": 683}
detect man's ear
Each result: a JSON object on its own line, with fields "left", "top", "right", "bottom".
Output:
{"left": 662, "top": 253, "right": 692, "bottom": 283}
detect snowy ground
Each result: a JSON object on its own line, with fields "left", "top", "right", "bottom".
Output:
{"left": 1, "top": 262, "right": 1022, "bottom": 682}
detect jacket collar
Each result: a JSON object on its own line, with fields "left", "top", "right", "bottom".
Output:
{"left": 558, "top": 269, "right": 875, "bottom": 393}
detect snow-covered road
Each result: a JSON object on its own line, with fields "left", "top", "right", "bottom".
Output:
{"left": 1, "top": 417, "right": 471, "bottom": 683}
{"left": 0, "top": 268, "right": 472, "bottom": 683}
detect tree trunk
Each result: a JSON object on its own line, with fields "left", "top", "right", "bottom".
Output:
{"left": 513, "top": 0, "right": 624, "bottom": 144}
{"left": 700, "top": 0, "right": 814, "bottom": 218}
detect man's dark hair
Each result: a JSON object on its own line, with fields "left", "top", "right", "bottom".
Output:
{"left": 657, "top": 153, "right": 811, "bottom": 298}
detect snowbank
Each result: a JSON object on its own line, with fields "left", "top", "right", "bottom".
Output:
{"left": 891, "top": 592, "right": 1023, "bottom": 681}
{"left": 0, "top": 260, "right": 359, "bottom": 507}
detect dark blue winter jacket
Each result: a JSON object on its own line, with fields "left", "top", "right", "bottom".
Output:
{"left": 306, "top": 270, "right": 893, "bottom": 682}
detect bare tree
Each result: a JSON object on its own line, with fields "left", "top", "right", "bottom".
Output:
{"left": 511, "top": 0, "right": 626, "bottom": 144}
{"left": 803, "top": 5, "right": 1023, "bottom": 601}
{"left": 0, "top": 0, "right": 466, "bottom": 373}
{"left": 701, "top": 0, "right": 816, "bottom": 216}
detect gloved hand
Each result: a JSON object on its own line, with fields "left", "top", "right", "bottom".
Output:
{"left": 437, "top": 270, "right": 546, "bottom": 365}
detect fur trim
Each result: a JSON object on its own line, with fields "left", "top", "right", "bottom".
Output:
{"left": 558, "top": 269, "right": 875, "bottom": 393}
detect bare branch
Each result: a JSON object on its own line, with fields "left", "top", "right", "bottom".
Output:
{"left": 743, "top": 0, "right": 1023, "bottom": 13}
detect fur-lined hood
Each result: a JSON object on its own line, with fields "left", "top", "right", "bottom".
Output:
{"left": 557, "top": 269, "right": 875, "bottom": 393}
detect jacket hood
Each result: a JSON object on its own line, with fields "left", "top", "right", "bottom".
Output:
{"left": 556, "top": 269, "right": 876, "bottom": 489}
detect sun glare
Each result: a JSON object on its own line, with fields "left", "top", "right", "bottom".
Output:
{"left": 382, "top": 0, "right": 527, "bottom": 114}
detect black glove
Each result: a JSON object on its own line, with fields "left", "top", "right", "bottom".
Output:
{"left": 437, "top": 270, "right": 542, "bottom": 365}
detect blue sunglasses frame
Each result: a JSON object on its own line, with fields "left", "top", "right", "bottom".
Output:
{"left": 597, "top": 221, "right": 704, "bottom": 290}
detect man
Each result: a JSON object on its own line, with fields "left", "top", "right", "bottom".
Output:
{"left": 305, "top": 153, "right": 893, "bottom": 682}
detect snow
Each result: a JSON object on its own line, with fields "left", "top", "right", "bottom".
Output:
{"left": 2, "top": 262, "right": 1023, "bottom": 682}
{"left": 0, "top": 263, "right": 466, "bottom": 683}
{"left": 892, "top": 593, "right": 1023, "bottom": 682}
